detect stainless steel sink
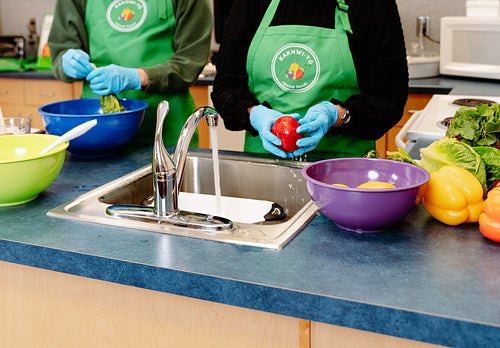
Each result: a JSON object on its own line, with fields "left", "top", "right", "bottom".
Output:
{"left": 48, "top": 151, "right": 318, "bottom": 249}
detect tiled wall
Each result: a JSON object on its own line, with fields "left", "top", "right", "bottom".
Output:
{"left": 0, "top": 0, "right": 467, "bottom": 56}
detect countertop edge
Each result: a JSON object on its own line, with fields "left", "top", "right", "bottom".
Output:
{"left": 0, "top": 237, "right": 497, "bottom": 347}
{"left": 3, "top": 71, "right": 500, "bottom": 95}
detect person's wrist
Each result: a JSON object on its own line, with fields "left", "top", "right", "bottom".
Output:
{"left": 248, "top": 105, "right": 259, "bottom": 115}
{"left": 319, "top": 101, "right": 338, "bottom": 127}
{"left": 332, "top": 106, "right": 350, "bottom": 127}
{"left": 137, "top": 68, "right": 149, "bottom": 88}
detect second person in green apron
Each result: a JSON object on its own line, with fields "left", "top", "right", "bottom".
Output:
{"left": 211, "top": 0, "right": 409, "bottom": 159}
{"left": 49, "top": 0, "right": 213, "bottom": 146}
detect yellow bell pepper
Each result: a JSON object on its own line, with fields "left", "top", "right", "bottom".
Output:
{"left": 422, "top": 165, "right": 484, "bottom": 226}
{"left": 478, "top": 187, "right": 500, "bottom": 242}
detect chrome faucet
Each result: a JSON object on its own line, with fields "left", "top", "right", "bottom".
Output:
{"left": 153, "top": 101, "right": 219, "bottom": 216}
{"left": 106, "top": 101, "right": 233, "bottom": 232}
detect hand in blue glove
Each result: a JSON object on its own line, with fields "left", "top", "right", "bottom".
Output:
{"left": 250, "top": 105, "right": 300, "bottom": 158}
{"left": 86, "top": 64, "right": 141, "bottom": 95}
{"left": 294, "top": 101, "right": 338, "bottom": 156}
{"left": 62, "top": 49, "right": 93, "bottom": 79}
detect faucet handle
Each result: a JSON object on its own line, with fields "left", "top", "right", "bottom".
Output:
{"left": 153, "top": 101, "right": 177, "bottom": 215}
{"left": 156, "top": 101, "right": 170, "bottom": 135}
{"left": 154, "top": 101, "right": 175, "bottom": 175}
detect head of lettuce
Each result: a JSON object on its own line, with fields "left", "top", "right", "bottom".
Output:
{"left": 388, "top": 137, "right": 489, "bottom": 192}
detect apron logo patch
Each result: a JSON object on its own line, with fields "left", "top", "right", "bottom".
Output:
{"left": 272, "top": 43, "right": 320, "bottom": 93}
{"left": 107, "top": 0, "right": 147, "bottom": 32}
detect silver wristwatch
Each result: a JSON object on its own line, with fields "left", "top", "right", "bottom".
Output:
{"left": 340, "top": 108, "right": 351, "bottom": 125}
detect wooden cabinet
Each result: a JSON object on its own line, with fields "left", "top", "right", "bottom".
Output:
{"left": 190, "top": 85, "right": 211, "bottom": 149}
{"left": 375, "top": 94, "right": 433, "bottom": 158}
{"left": 0, "top": 261, "right": 443, "bottom": 348}
{"left": 0, "top": 78, "right": 83, "bottom": 130}
{"left": 0, "top": 77, "right": 211, "bottom": 148}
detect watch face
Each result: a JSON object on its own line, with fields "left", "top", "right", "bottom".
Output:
{"left": 342, "top": 109, "right": 351, "bottom": 124}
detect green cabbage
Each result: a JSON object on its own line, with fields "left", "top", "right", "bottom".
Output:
{"left": 420, "top": 138, "right": 487, "bottom": 191}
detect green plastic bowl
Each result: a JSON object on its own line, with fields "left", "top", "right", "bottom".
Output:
{"left": 0, "top": 134, "right": 68, "bottom": 206}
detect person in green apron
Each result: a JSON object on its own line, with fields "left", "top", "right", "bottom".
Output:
{"left": 48, "top": 0, "right": 213, "bottom": 146}
{"left": 211, "top": 0, "right": 409, "bottom": 159}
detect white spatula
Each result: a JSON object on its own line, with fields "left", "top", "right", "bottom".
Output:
{"left": 39, "top": 119, "right": 98, "bottom": 155}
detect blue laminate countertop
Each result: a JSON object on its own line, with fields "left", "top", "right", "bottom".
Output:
{"left": 409, "top": 75, "right": 500, "bottom": 96}
{"left": 0, "top": 70, "right": 56, "bottom": 80}
{"left": 1, "top": 143, "right": 499, "bottom": 347}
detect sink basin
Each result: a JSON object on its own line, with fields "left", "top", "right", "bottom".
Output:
{"left": 48, "top": 151, "right": 318, "bottom": 249}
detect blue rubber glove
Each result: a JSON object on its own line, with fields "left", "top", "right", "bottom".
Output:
{"left": 294, "top": 101, "right": 338, "bottom": 156}
{"left": 62, "top": 49, "right": 93, "bottom": 79}
{"left": 86, "top": 64, "right": 141, "bottom": 95}
{"left": 250, "top": 105, "right": 300, "bottom": 158}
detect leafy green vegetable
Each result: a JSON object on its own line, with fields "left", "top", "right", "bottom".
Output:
{"left": 384, "top": 102, "right": 500, "bottom": 193}
{"left": 364, "top": 150, "right": 380, "bottom": 158}
{"left": 447, "top": 103, "right": 500, "bottom": 147}
{"left": 386, "top": 148, "right": 420, "bottom": 166}
{"left": 100, "top": 95, "right": 125, "bottom": 114}
{"left": 473, "top": 146, "right": 500, "bottom": 191}
{"left": 89, "top": 62, "right": 125, "bottom": 114}
{"left": 419, "top": 138, "right": 487, "bottom": 191}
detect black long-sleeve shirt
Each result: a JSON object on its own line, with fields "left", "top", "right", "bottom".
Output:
{"left": 211, "top": 0, "right": 409, "bottom": 140}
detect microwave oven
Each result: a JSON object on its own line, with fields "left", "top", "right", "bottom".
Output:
{"left": 440, "top": 16, "right": 500, "bottom": 80}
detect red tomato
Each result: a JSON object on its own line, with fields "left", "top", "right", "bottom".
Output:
{"left": 271, "top": 116, "right": 304, "bottom": 152}
{"left": 492, "top": 180, "right": 500, "bottom": 190}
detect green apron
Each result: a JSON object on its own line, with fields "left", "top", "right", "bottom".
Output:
{"left": 245, "top": 0, "right": 373, "bottom": 158}
{"left": 84, "top": 0, "right": 197, "bottom": 146}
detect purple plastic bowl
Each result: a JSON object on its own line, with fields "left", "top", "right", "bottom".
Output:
{"left": 302, "top": 158, "right": 430, "bottom": 233}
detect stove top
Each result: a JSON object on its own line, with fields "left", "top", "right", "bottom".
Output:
{"left": 397, "top": 94, "right": 500, "bottom": 159}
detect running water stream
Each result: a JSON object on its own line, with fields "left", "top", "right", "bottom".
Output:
{"left": 209, "top": 126, "right": 222, "bottom": 214}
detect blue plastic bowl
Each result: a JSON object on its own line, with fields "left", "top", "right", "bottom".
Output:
{"left": 39, "top": 98, "right": 148, "bottom": 158}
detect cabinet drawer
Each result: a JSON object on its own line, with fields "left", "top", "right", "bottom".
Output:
{"left": 25, "top": 80, "right": 74, "bottom": 106}
{"left": 73, "top": 80, "right": 83, "bottom": 97}
{"left": 398, "top": 94, "right": 433, "bottom": 126}
{"left": 386, "top": 126, "right": 403, "bottom": 153}
{"left": 0, "top": 78, "right": 25, "bottom": 104}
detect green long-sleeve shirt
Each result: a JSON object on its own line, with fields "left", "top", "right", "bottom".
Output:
{"left": 48, "top": 0, "right": 212, "bottom": 94}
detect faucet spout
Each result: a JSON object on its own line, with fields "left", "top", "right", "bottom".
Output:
{"left": 173, "top": 106, "right": 219, "bottom": 192}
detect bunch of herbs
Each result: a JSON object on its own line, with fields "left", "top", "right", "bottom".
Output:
{"left": 446, "top": 103, "right": 500, "bottom": 147}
